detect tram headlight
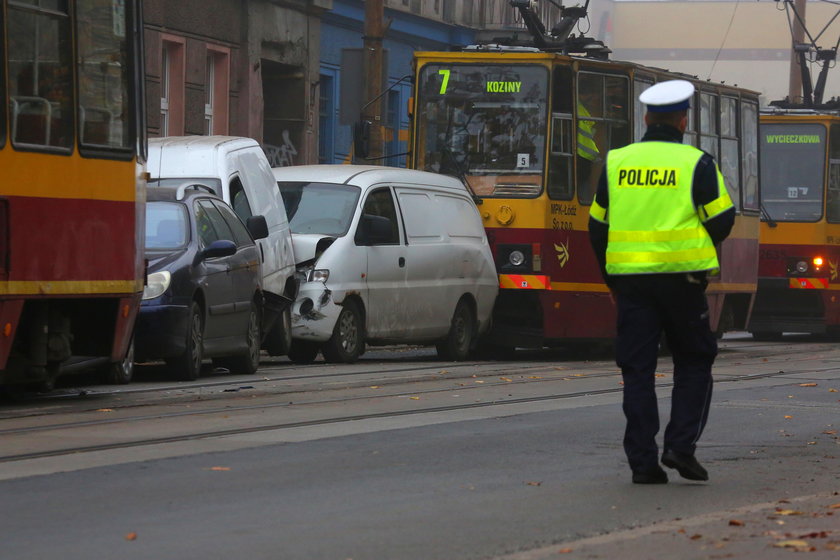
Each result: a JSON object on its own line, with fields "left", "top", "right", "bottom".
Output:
{"left": 143, "top": 271, "right": 171, "bottom": 300}
{"left": 509, "top": 250, "right": 526, "bottom": 267}
{"left": 795, "top": 260, "right": 809, "bottom": 274}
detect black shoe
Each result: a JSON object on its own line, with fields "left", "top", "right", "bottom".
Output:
{"left": 661, "top": 449, "right": 708, "bottom": 481}
{"left": 632, "top": 465, "right": 668, "bottom": 484}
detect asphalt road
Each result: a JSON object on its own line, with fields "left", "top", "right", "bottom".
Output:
{"left": 0, "top": 334, "right": 838, "bottom": 559}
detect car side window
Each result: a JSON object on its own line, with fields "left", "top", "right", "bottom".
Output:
{"left": 196, "top": 199, "right": 235, "bottom": 248}
{"left": 212, "top": 199, "right": 255, "bottom": 247}
{"left": 359, "top": 187, "right": 400, "bottom": 244}
{"left": 229, "top": 176, "right": 253, "bottom": 224}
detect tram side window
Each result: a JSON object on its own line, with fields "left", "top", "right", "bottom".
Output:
{"left": 548, "top": 66, "right": 573, "bottom": 200}
{"left": 7, "top": 1, "right": 73, "bottom": 149}
{"left": 719, "top": 97, "right": 740, "bottom": 211}
{"left": 827, "top": 124, "right": 840, "bottom": 223}
{"left": 699, "top": 92, "right": 718, "bottom": 158}
{"left": 76, "top": 0, "right": 132, "bottom": 149}
{"left": 633, "top": 78, "right": 653, "bottom": 142}
{"left": 576, "top": 72, "right": 630, "bottom": 204}
{"left": 741, "top": 101, "right": 759, "bottom": 211}
{"left": 1, "top": 13, "right": 5, "bottom": 148}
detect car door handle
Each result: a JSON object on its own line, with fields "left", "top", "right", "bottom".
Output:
{"left": 399, "top": 257, "right": 405, "bottom": 268}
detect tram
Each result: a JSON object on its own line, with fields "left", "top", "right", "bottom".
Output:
{"left": 407, "top": 2, "right": 760, "bottom": 350}
{"left": 0, "top": 0, "right": 146, "bottom": 387}
{"left": 748, "top": 109, "right": 840, "bottom": 339}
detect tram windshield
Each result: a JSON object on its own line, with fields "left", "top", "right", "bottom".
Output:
{"left": 415, "top": 63, "right": 549, "bottom": 198}
{"left": 761, "top": 123, "right": 826, "bottom": 222}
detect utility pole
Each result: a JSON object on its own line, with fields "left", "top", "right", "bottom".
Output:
{"left": 788, "top": 0, "right": 807, "bottom": 104}
{"left": 363, "top": 0, "right": 385, "bottom": 161}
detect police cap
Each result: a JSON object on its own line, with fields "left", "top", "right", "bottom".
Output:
{"left": 639, "top": 80, "right": 695, "bottom": 113}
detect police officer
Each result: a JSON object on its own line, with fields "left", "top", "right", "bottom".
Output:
{"left": 587, "top": 80, "right": 735, "bottom": 484}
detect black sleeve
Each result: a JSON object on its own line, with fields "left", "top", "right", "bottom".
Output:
{"left": 588, "top": 168, "right": 612, "bottom": 286}
{"left": 692, "top": 153, "right": 735, "bottom": 246}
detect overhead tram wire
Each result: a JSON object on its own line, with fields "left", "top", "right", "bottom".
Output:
{"left": 708, "top": 0, "right": 741, "bottom": 80}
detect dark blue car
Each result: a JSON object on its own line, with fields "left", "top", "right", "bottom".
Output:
{"left": 136, "top": 184, "right": 269, "bottom": 380}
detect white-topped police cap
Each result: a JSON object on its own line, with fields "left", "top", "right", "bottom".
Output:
{"left": 639, "top": 80, "right": 695, "bottom": 113}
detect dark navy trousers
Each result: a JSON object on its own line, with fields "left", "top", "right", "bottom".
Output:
{"left": 613, "top": 274, "right": 717, "bottom": 472}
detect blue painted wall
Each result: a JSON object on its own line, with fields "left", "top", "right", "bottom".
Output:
{"left": 320, "top": 0, "right": 475, "bottom": 165}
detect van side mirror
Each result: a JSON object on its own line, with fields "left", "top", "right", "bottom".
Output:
{"left": 353, "top": 120, "right": 371, "bottom": 159}
{"left": 246, "top": 215, "right": 269, "bottom": 240}
{"left": 355, "top": 214, "right": 393, "bottom": 246}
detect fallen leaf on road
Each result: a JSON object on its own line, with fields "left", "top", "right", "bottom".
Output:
{"left": 125, "top": 532, "right": 137, "bottom": 541}
{"left": 208, "top": 466, "right": 231, "bottom": 471}
{"left": 439, "top": 370, "right": 449, "bottom": 374}
{"left": 808, "top": 441, "right": 818, "bottom": 445}
{"left": 655, "top": 374, "right": 666, "bottom": 378}
{"left": 828, "top": 503, "right": 840, "bottom": 509}
{"left": 525, "top": 481, "right": 542, "bottom": 486}
{"left": 689, "top": 534, "right": 702, "bottom": 540}
{"left": 776, "top": 509, "right": 804, "bottom": 516}
{"left": 369, "top": 386, "right": 381, "bottom": 389}
{"left": 409, "top": 396, "right": 420, "bottom": 400}
{"left": 528, "top": 376, "right": 543, "bottom": 379}
{"left": 784, "top": 415, "right": 793, "bottom": 419}
{"left": 729, "top": 519, "right": 744, "bottom": 526}
{"left": 824, "top": 430, "right": 838, "bottom": 435}
{"left": 500, "top": 377, "right": 512, "bottom": 382}
{"left": 96, "top": 408, "right": 114, "bottom": 412}
{"left": 474, "top": 380, "right": 484, "bottom": 384}
{"left": 799, "top": 383, "right": 818, "bottom": 387}
{"left": 772, "top": 539, "right": 811, "bottom": 550}
{"left": 830, "top": 388, "right": 838, "bottom": 393}
{"left": 558, "top": 548, "right": 573, "bottom": 554}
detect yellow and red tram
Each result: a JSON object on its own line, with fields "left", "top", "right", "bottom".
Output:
{"left": 0, "top": 0, "right": 146, "bottom": 387}
{"left": 409, "top": 49, "right": 760, "bottom": 350}
{"left": 749, "top": 109, "right": 840, "bottom": 338}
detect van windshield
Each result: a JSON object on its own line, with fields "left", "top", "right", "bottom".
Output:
{"left": 277, "top": 181, "right": 361, "bottom": 236}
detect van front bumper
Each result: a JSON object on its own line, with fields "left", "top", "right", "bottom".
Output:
{"left": 291, "top": 283, "right": 341, "bottom": 342}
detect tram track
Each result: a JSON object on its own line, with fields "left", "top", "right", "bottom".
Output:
{"left": 1, "top": 362, "right": 834, "bottom": 464}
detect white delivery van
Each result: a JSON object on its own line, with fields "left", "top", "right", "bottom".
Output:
{"left": 147, "top": 136, "right": 296, "bottom": 355}
{"left": 272, "top": 165, "right": 499, "bottom": 364}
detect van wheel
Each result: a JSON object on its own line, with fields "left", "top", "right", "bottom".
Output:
{"left": 217, "top": 303, "right": 262, "bottom": 375}
{"left": 166, "top": 302, "right": 203, "bottom": 381}
{"left": 437, "top": 299, "right": 475, "bottom": 361}
{"left": 264, "top": 305, "right": 292, "bottom": 356}
{"left": 288, "top": 340, "right": 320, "bottom": 364}
{"left": 322, "top": 300, "right": 363, "bottom": 363}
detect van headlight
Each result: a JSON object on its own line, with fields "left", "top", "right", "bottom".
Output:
{"left": 309, "top": 269, "right": 330, "bottom": 283}
{"left": 143, "top": 271, "right": 171, "bottom": 300}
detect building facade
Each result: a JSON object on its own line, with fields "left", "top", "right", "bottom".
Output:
{"left": 142, "top": 0, "right": 558, "bottom": 166}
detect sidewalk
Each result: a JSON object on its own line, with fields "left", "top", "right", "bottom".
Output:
{"left": 499, "top": 490, "right": 840, "bottom": 559}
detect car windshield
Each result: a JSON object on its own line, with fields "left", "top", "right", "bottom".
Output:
{"left": 146, "top": 201, "right": 189, "bottom": 250}
{"left": 276, "top": 181, "right": 361, "bottom": 236}
{"left": 761, "top": 123, "right": 826, "bottom": 222}
{"left": 148, "top": 177, "right": 223, "bottom": 196}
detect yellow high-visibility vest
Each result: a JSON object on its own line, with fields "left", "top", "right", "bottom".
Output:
{"left": 597, "top": 141, "right": 732, "bottom": 275}
{"left": 577, "top": 102, "right": 599, "bottom": 161}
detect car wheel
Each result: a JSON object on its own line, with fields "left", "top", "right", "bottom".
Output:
{"left": 322, "top": 299, "right": 363, "bottom": 364}
{"left": 105, "top": 336, "right": 135, "bottom": 385}
{"left": 166, "top": 301, "right": 203, "bottom": 381}
{"left": 264, "top": 304, "right": 292, "bottom": 356}
{"left": 223, "top": 303, "right": 262, "bottom": 375}
{"left": 436, "top": 299, "right": 475, "bottom": 361}
{"left": 287, "top": 340, "right": 320, "bottom": 364}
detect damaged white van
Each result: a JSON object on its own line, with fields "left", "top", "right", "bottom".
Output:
{"left": 272, "top": 165, "right": 498, "bottom": 363}
{"left": 147, "top": 136, "right": 297, "bottom": 356}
